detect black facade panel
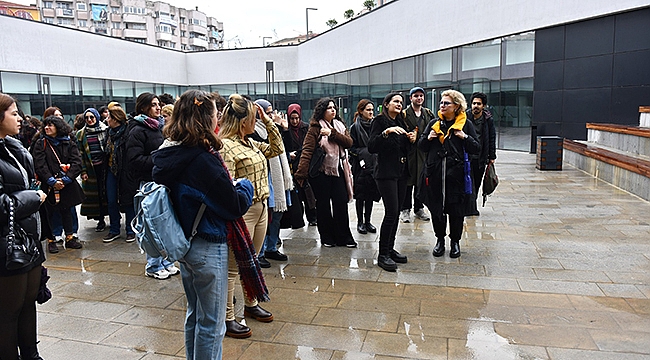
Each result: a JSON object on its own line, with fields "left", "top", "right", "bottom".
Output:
{"left": 611, "top": 86, "right": 650, "bottom": 126}
{"left": 615, "top": 8, "right": 650, "bottom": 52}
{"left": 565, "top": 16, "right": 615, "bottom": 59}
{"left": 564, "top": 55, "right": 613, "bottom": 89}
{"left": 613, "top": 50, "right": 650, "bottom": 87}
{"left": 562, "top": 122, "right": 588, "bottom": 140}
{"left": 533, "top": 91, "right": 563, "bottom": 123}
{"left": 535, "top": 26, "right": 565, "bottom": 62}
{"left": 534, "top": 61, "right": 564, "bottom": 91}
{"left": 562, "top": 88, "right": 611, "bottom": 124}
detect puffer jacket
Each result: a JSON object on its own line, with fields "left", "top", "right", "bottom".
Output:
{"left": 0, "top": 136, "right": 44, "bottom": 276}
{"left": 123, "top": 117, "right": 163, "bottom": 205}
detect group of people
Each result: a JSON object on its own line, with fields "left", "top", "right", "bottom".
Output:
{"left": 0, "top": 86, "right": 495, "bottom": 360}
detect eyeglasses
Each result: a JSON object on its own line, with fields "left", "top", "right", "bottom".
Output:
{"left": 84, "top": 115, "right": 95, "bottom": 120}
{"left": 439, "top": 101, "right": 454, "bottom": 107}
{"left": 265, "top": 112, "right": 273, "bottom": 116}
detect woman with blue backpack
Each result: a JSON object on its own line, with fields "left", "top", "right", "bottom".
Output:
{"left": 152, "top": 89, "right": 266, "bottom": 360}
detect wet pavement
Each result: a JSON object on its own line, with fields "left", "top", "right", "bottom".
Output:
{"left": 37, "top": 150, "right": 650, "bottom": 359}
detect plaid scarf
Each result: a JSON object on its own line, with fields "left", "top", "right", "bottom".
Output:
{"left": 208, "top": 146, "right": 269, "bottom": 302}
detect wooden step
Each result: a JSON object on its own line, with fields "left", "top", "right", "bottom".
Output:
{"left": 563, "top": 139, "right": 650, "bottom": 178}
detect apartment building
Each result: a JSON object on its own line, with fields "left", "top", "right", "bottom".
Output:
{"left": 37, "top": 0, "right": 223, "bottom": 51}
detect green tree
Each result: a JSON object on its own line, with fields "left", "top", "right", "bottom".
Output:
{"left": 326, "top": 18, "right": 338, "bottom": 28}
{"left": 344, "top": 9, "right": 354, "bottom": 20}
{"left": 363, "top": 0, "right": 376, "bottom": 11}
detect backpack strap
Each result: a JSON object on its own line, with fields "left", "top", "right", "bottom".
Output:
{"left": 190, "top": 203, "right": 207, "bottom": 239}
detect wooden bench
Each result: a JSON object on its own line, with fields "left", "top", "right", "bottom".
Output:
{"left": 563, "top": 139, "right": 650, "bottom": 178}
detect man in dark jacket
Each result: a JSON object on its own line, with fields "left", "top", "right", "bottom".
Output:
{"left": 399, "top": 87, "right": 433, "bottom": 223}
{"left": 466, "top": 92, "right": 496, "bottom": 216}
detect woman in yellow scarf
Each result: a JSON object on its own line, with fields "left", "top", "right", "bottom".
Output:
{"left": 417, "top": 90, "right": 480, "bottom": 258}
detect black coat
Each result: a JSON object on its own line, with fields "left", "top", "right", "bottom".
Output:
{"left": 417, "top": 117, "right": 480, "bottom": 218}
{"left": 0, "top": 137, "right": 44, "bottom": 276}
{"left": 349, "top": 118, "right": 380, "bottom": 201}
{"left": 282, "top": 121, "right": 309, "bottom": 174}
{"left": 466, "top": 110, "right": 497, "bottom": 164}
{"left": 402, "top": 106, "right": 435, "bottom": 186}
{"left": 32, "top": 136, "right": 85, "bottom": 209}
{"left": 367, "top": 113, "right": 410, "bottom": 180}
{"left": 107, "top": 124, "right": 132, "bottom": 209}
{"left": 123, "top": 119, "right": 163, "bottom": 205}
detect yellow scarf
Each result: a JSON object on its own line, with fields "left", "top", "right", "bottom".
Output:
{"left": 431, "top": 111, "right": 466, "bottom": 144}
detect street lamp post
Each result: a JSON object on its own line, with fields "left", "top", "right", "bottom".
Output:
{"left": 262, "top": 36, "right": 272, "bottom": 46}
{"left": 306, "top": 7, "right": 317, "bottom": 41}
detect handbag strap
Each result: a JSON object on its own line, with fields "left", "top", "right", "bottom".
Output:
{"left": 5, "top": 197, "right": 17, "bottom": 246}
{"left": 45, "top": 139, "right": 63, "bottom": 166}
{"left": 190, "top": 203, "right": 207, "bottom": 239}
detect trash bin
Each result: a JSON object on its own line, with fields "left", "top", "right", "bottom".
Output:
{"left": 536, "top": 136, "right": 563, "bottom": 170}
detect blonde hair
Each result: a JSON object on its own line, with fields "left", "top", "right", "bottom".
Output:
{"left": 161, "top": 104, "right": 174, "bottom": 118}
{"left": 218, "top": 94, "right": 256, "bottom": 140}
{"left": 441, "top": 89, "right": 467, "bottom": 115}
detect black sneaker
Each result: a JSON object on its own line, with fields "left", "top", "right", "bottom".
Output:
{"left": 264, "top": 250, "right": 288, "bottom": 261}
{"left": 346, "top": 239, "right": 358, "bottom": 248}
{"left": 258, "top": 256, "right": 271, "bottom": 268}
{"left": 102, "top": 233, "right": 120, "bottom": 243}
{"left": 377, "top": 254, "right": 397, "bottom": 272}
{"left": 47, "top": 241, "right": 59, "bottom": 254}
{"left": 95, "top": 220, "right": 106, "bottom": 232}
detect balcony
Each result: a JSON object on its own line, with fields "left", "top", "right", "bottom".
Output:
{"left": 77, "top": 11, "right": 88, "bottom": 20}
{"left": 123, "top": 28, "right": 147, "bottom": 38}
{"left": 188, "top": 24, "right": 206, "bottom": 35}
{"left": 111, "top": 28, "right": 123, "bottom": 37}
{"left": 109, "top": 0, "right": 120, "bottom": 7}
{"left": 42, "top": 8, "right": 54, "bottom": 17}
{"left": 110, "top": 13, "right": 121, "bottom": 22}
{"left": 155, "top": 32, "right": 172, "bottom": 41}
{"left": 122, "top": 13, "right": 146, "bottom": 24}
{"left": 90, "top": 0, "right": 108, "bottom": 5}
{"left": 55, "top": 8, "right": 74, "bottom": 17}
{"left": 188, "top": 37, "right": 207, "bottom": 49}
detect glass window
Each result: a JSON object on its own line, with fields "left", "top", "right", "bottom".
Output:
{"left": 369, "top": 63, "right": 391, "bottom": 85}
{"left": 350, "top": 68, "right": 369, "bottom": 86}
{"left": 504, "top": 32, "right": 535, "bottom": 65}
{"left": 135, "top": 82, "right": 154, "bottom": 96}
{"left": 82, "top": 78, "right": 104, "bottom": 96}
{"left": 162, "top": 85, "right": 179, "bottom": 98}
{"left": 392, "top": 58, "right": 414, "bottom": 84}
{"left": 1, "top": 72, "right": 39, "bottom": 94}
{"left": 211, "top": 84, "right": 235, "bottom": 97}
{"left": 112, "top": 80, "right": 133, "bottom": 97}
{"left": 285, "top": 82, "right": 298, "bottom": 94}
{"left": 462, "top": 39, "right": 501, "bottom": 71}
{"left": 425, "top": 50, "right": 452, "bottom": 77}
{"left": 47, "top": 76, "right": 73, "bottom": 95}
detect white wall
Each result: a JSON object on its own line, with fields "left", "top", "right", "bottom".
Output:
{"left": 0, "top": 15, "right": 187, "bottom": 84}
{"left": 2, "top": 0, "right": 649, "bottom": 86}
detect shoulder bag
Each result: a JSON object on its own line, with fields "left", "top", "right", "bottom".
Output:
{"left": 308, "top": 135, "right": 324, "bottom": 178}
{"left": 5, "top": 197, "right": 41, "bottom": 271}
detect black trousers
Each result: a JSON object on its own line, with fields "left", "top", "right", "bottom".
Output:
{"left": 0, "top": 266, "right": 40, "bottom": 360}
{"left": 311, "top": 172, "right": 353, "bottom": 246}
{"left": 400, "top": 184, "right": 424, "bottom": 212}
{"left": 432, "top": 214, "right": 464, "bottom": 242}
{"left": 376, "top": 177, "right": 407, "bottom": 255}
{"left": 355, "top": 199, "right": 374, "bottom": 224}
{"left": 468, "top": 159, "right": 486, "bottom": 212}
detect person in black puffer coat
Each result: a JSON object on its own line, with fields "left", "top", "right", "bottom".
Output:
{"left": 418, "top": 90, "right": 480, "bottom": 259}
{"left": 0, "top": 92, "right": 48, "bottom": 360}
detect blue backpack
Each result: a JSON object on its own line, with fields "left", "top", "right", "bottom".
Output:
{"left": 131, "top": 182, "right": 205, "bottom": 262}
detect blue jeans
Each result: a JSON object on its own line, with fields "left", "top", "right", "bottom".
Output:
{"left": 146, "top": 255, "right": 175, "bottom": 273}
{"left": 106, "top": 171, "right": 135, "bottom": 235}
{"left": 180, "top": 237, "right": 228, "bottom": 360}
{"left": 262, "top": 210, "right": 283, "bottom": 254}
{"left": 51, "top": 206, "right": 79, "bottom": 236}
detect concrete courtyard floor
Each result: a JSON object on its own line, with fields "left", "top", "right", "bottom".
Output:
{"left": 36, "top": 150, "right": 650, "bottom": 359}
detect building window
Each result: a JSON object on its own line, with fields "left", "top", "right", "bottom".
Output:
{"left": 504, "top": 32, "right": 535, "bottom": 65}
{"left": 190, "top": 18, "right": 206, "bottom": 27}
{"left": 126, "top": 38, "right": 146, "bottom": 43}
{"left": 112, "top": 22, "right": 121, "bottom": 29}
{"left": 43, "top": 17, "right": 54, "bottom": 24}
{"left": 94, "top": 21, "right": 107, "bottom": 28}
{"left": 111, "top": 6, "right": 119, "bottom": 13}
{"left": 56, "top": 2, "right": 72, "bottom": 10}
{"left": 123, "top": 6, "right": 144, "bottom": 14}
{"left": 180, "top": 30, "right": 186, "bottom": 37}
{"left": 126, "top": 23, "right": 146, "bottom": 30}
{"left": 78, "top": 19, "right": 87, "bottom": 27}
{"left": 461, "top": 39, "right": 501, "bottom": 71}
{"left": 179, "top": 17, "right": 185, "bottom": 24}
{"left": 57, "top": 18, "right": 73, "bottom": 25}
{"left": 156, "top": 25, "right": 172, "bottom": 33}
{"left": 76, "top": 3, "right": 86, "bottom": 11}
{"left": 43, "top": 1, "right": 53, "bottom": 8}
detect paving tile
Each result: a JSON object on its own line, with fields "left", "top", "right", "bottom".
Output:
{"left": 567, "top": 295, "right": 636, "bottom": 313}
{"left": 486, "top": 290, "right": 572, "bottom": 309}
{"left": 378, "top": 270, "right": 447, "bottom": 286}
{"left": 534, "top": 268, "right": 611, "bottom": 282}
{"left": 449, "top": 338, "right": 550, "bottom": 359}
{"left": 312, "top": 307, "right": 400, "bottom": 332}
{"left": 361, "top": 331, "right": 447, "bottom": 359}
{"left": 269, "top": 287, "right": 342, "bottom": 307}
{"left": 264, "top": 274, "right": 333, "bottom": 292}
{"left": 597, "top": 283, "right": 647, "bottom": 298}
{"left": 326, "top": 278, "right": 405, "bottom": 297}
{"left": 113, "top": 306, "right": 185, "bottom": 328}
{"left": 447, "top": 275, "right": 520, "bottom": 291}
{"left": 238, "top": 342, "right": 334, "bottom": 360}
{"left": 101, "top": 325, "right": 184, "bottom": 355}
{"left": 625, "top": 298, "right": 650, "bottom": 315}
{"left": 49, "top": 299, "right": 132, "bottom": 321}
{"left": 403, "top": 285, "right": 485, "bottom": 303}
{"left": 398, "top": 315, "right": 479, "bottom": 340}
{"left": 273, "top": 323, "right": 366, "bottom": 352}
{"left": 37, "top": 313, "right": 123, "bottom": 343}
{"left": 517, "top": 279, "right": 604, "bottom": 296}
{"left": 523, "top": 307, "right": 618, "bottom": 329}
{"left": 322, "top": 266, "right": 383, "bottom": 281}
{"left": 493, "top": 323, "right": 598, "bottom": 349}
{"left": 338, "top": 293, "right": 420, "bottom": 315}
{"left": 50, "top": 281, "right": 123, "bottom": 301}
{"left": 547, "top": 347, "right": 650, "bottom": 360}
{"left": 610, "top": 311, "right": 650, "bottom": 333}
{"left": 103, "top": 288, "right": 185, "bottom": 309}
{"left": 39, "top": 339, "right": 147, "bottom": 360}
{"left": 589, "top": 328, "right": 650, "bottom": 354}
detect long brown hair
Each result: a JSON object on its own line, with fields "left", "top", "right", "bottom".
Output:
{"left": 163, "top": 89, "right": 221, "bottom": 150}
{"left": 353, "top": 99, "right": 373, "bottom": 122}
{"left": 43, "top": 106, "right": 62, "bottom": 119}
{"left": 0, "top": 92, "right": 16, "bottom": 123}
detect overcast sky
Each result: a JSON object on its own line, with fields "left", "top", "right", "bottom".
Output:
{"left": 14, "top": 0, "right": 369, "bottom": 48}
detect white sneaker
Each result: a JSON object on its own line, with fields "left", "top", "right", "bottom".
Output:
{"left": 165, "top": 264, "right": 180, "bottom": 276}
{"left": 399, "top": 209, "right": 411, "bottom": 223}
{"left": 145, "top": 268, "right": 170, "bottom": 280}
{"left": 414, "top": 208, "right": 430, "bottom": 221}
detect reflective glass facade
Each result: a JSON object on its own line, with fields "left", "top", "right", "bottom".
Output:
{"left": 0, "top": 32, "right": 534, "bottom": 151}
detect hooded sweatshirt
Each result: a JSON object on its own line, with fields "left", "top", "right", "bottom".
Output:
{"left": 152, "top": 141, "right": 253, "bottom": 242}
